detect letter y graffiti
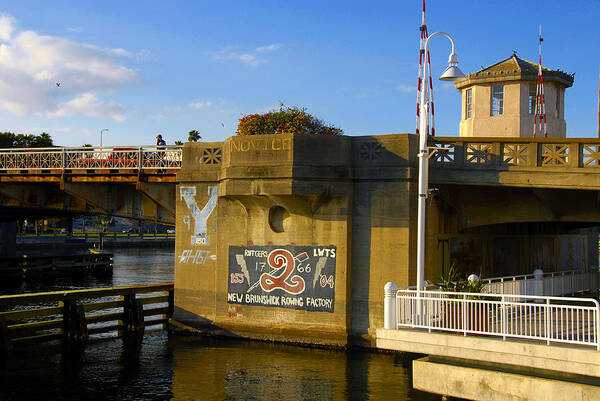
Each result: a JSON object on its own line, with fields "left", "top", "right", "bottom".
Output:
{"left": 180, "top": 185, "right": 217, "bottom": 245}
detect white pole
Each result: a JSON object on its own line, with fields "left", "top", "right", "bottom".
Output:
{"left": 416, "top": 32, "right": 458, "bottom": 315}
{"left": 100, "top": 128, "right": 108, "bottom": 148}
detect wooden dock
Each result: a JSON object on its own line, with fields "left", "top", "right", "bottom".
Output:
{"left": 0, "top": 283, "right": 174, "bottom": 355}
{"left": 0, "top": 253, "right": 113, "bottom": 281}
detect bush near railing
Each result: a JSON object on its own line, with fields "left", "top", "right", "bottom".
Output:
{"left": 236, "top": 104, "right": 343, "bottom": 136}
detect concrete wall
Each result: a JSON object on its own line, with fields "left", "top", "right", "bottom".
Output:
{"left": 174, "top": 133, "right": 600, "bottom": 347}
{"left": 174, "top": 134, "right": 419, "bottom": 347}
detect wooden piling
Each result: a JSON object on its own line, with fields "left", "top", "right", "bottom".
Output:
{"left": 61, "top": 300, "right": 88, "bottom": 354}
{"left": 0, "top": 319, "right": 11, "bottom": 358}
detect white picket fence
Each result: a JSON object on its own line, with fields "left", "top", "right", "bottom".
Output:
{"left": 481, "top": 269, "right": 599, "bottom": 297}
{"left": 383, "top": 286, "right": 600, "bottom": 350}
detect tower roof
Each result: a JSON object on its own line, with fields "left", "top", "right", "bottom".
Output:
{"left": 455, "top": 53, "right": 574, "bottom": 90}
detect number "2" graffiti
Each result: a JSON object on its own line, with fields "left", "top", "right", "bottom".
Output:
{"left": 260, "top": 249, "right": 305, "bottom": 295}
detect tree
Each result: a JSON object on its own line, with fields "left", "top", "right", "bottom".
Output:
{"left": 0, "top": 131, "right": 54, "bottom": 148}
{"left": 174, "top": 140, "right": 183, "bottom": 145}
{"left": 93, "top": 214, "right": 115, "bottom": 250}
{"left": 93, "top": 215, "right": 115, "bottom": 233}
{"left": 188, "top": 130, "right": 201, "bottom": 142}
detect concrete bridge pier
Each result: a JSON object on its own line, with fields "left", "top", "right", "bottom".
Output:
{"left": 0, "top": 222, "right": 16, "bottom": 258}
{"left": 173, "top": 134, "right": 420, "bottom": 347}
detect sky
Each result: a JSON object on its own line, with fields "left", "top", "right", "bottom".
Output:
{"left": 0, "top": 0, "right": 598, "bottom": 147}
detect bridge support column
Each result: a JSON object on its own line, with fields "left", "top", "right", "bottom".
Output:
{"left": 0, "top": 222, "right": 16, "bottom": 259}
{"left": 174, "top": 134, "right": 420, "bottom": 347}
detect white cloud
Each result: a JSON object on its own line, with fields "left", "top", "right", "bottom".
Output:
{"left": 65, "top": 27, "right": 81, "bottom": 33}
{"left": 0, "top": 14, "right": 138, "bottom": 121}
{"left": 29, "top": 126, "right": 73, "bottom": 133}
{"left": 0, "top": 14, "right": 15, "bottom": 41}
{"left": 108, "top": 48, "right": 133, "bottom": 57}
{"left": 396, "top": 84, "right": 417, "bottom": 93}
{"left": 151, "top": 113, "right": 165, "bottom": 120}
{"left": 135, "top": 49, "right": 153, "bottom": 62}
{"left": 209, "top": 44, "right": 284, "bottom": 66}
{"left": 188, "top": 101, "right": 213, "bottom": 110}
{"left": 256, "top": 43, "right": 283, "bottom": 53}
{"left": 208, "top": 49, "right": 264, "bottom": 66}
{"left": 51, "top": 93, "right": 126, "bottom": 121}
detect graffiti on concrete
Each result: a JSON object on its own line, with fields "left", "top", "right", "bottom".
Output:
{"left": 178, "top": 249, "right": 216, "bottom": 265}
{"left": 179, "top": 185, "right": 217, "bottom": 246}
{"left": 227, "top": 245, "right": 336, "bottom": 312}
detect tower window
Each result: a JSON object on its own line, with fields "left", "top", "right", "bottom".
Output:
{"left": 466, "top": 89, "right": 472, "bottom": 119}
{"left": 529, "top": 84, "right": 536, "bottom": 115}
{"left": 555, "top": 89, "right": 561, "bottom": 118}
{"left": 491, "top": 85, "right": 504, "bottom": 116}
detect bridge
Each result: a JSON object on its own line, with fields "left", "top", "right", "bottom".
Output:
{"left": 0, "top": 145, "right": 182, "bottom": 224}
{"left": 3, "top": 134, "right": 600, "bottom": 398}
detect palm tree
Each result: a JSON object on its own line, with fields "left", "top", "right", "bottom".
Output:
{"left": 188, "top": 130, "right": 201, "bottom": 142}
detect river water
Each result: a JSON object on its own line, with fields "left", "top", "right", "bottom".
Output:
{"left": 0, "top": 248, "right": 436, "bottom": 401}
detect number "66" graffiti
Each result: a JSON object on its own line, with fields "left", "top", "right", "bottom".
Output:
{"left": 260, "top": 249, "right": 305, "bottom": 295}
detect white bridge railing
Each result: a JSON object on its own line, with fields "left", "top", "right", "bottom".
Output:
{"left": 0, "top": 145, "right": 183, "bottom": 171}
{"left": 481, "top": 269, "right": 599, "bottom": 297}
{"left": 384, "top": 287, "right": 600, "bottom": 350}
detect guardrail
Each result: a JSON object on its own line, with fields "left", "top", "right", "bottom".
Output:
{"left": 0, "top": 145, "right": 182, "bottom": 171}
{"left": 482, "top": 270, "right": 599, "bottom": 297}
{"left": 18, "top": 232, "right": 176, "bottom": 240}
{"left": 384, "top": 287, "right": 600, "bottom": 350}
{"left": 429, "top": 137, "right": 600, "bottom": 169}
{"left": 0, "top": 283, "right": 174, "bottom": 355}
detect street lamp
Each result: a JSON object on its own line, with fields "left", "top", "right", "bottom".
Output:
{"left": 416, "top": 32, "right": 464, "bottom": 302}
{"left": 100, "top": 128, "right": 109, "bottom": 148}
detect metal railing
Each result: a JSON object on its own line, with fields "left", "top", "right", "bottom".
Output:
{"left": 0, "top": 145, "right": 182, "bottom": 171}
{"left": 385, "top": 288, "right": 600, "bottom": 350}
{"left": 482, "top": 270, "right": 600, "bottom": 297}
{"left": 429, "top": 137, "right": 600, "bottom": 169}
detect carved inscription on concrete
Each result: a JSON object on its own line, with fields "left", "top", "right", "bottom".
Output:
{"left": 227, "top": 137, "right": 291, "bottom": 153}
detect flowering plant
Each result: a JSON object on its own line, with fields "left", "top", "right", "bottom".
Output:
{"left": 437, "top": 264, "right": 483, "bottom": 294}
{"left": 236, "top": 104, "right": 343, "bottom": 136}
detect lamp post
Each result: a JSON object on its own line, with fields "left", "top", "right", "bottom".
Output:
{"left": 416, "top": 32, "right": 464, "bottom": 305}
{"left": 100, "top": 128, "right": 109, "bottom": 148}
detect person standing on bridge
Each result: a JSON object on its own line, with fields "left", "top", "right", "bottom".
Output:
{"left": 156, "top": 134, "right": 166, "bottom": 170}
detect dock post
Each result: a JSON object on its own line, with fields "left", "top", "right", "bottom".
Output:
{"left": 0, "top": 319, "right": 11, "bottom": 358}
{"left": 61, "top": 300, "right": 88, "bottom": 354}
{"left": 165, "top": 289, "right": 175, "bottom": 330}
{"left": 122, "top": 294, "right": 145, "bottom": 342}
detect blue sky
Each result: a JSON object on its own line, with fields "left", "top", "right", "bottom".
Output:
{"left": 0, "top": 0, "right": 598, "bottom": 146}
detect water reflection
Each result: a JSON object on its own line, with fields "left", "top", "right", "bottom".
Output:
{"left": 0, "top": 248, "right": 434, "bottom": 400}
{"left": 170, "top": 337, "right": 436, "bottom": 401}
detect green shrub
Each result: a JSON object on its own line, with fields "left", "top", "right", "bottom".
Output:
{"left": 236, "top": 105, "right": 343, "bottom": 136}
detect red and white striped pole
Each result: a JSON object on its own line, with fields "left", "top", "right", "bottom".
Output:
{"left": 415, "top": 0, "right": 435, "bottom": 136}
{"left": 533, "top": 25, "right": 547, "bottom": 138}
